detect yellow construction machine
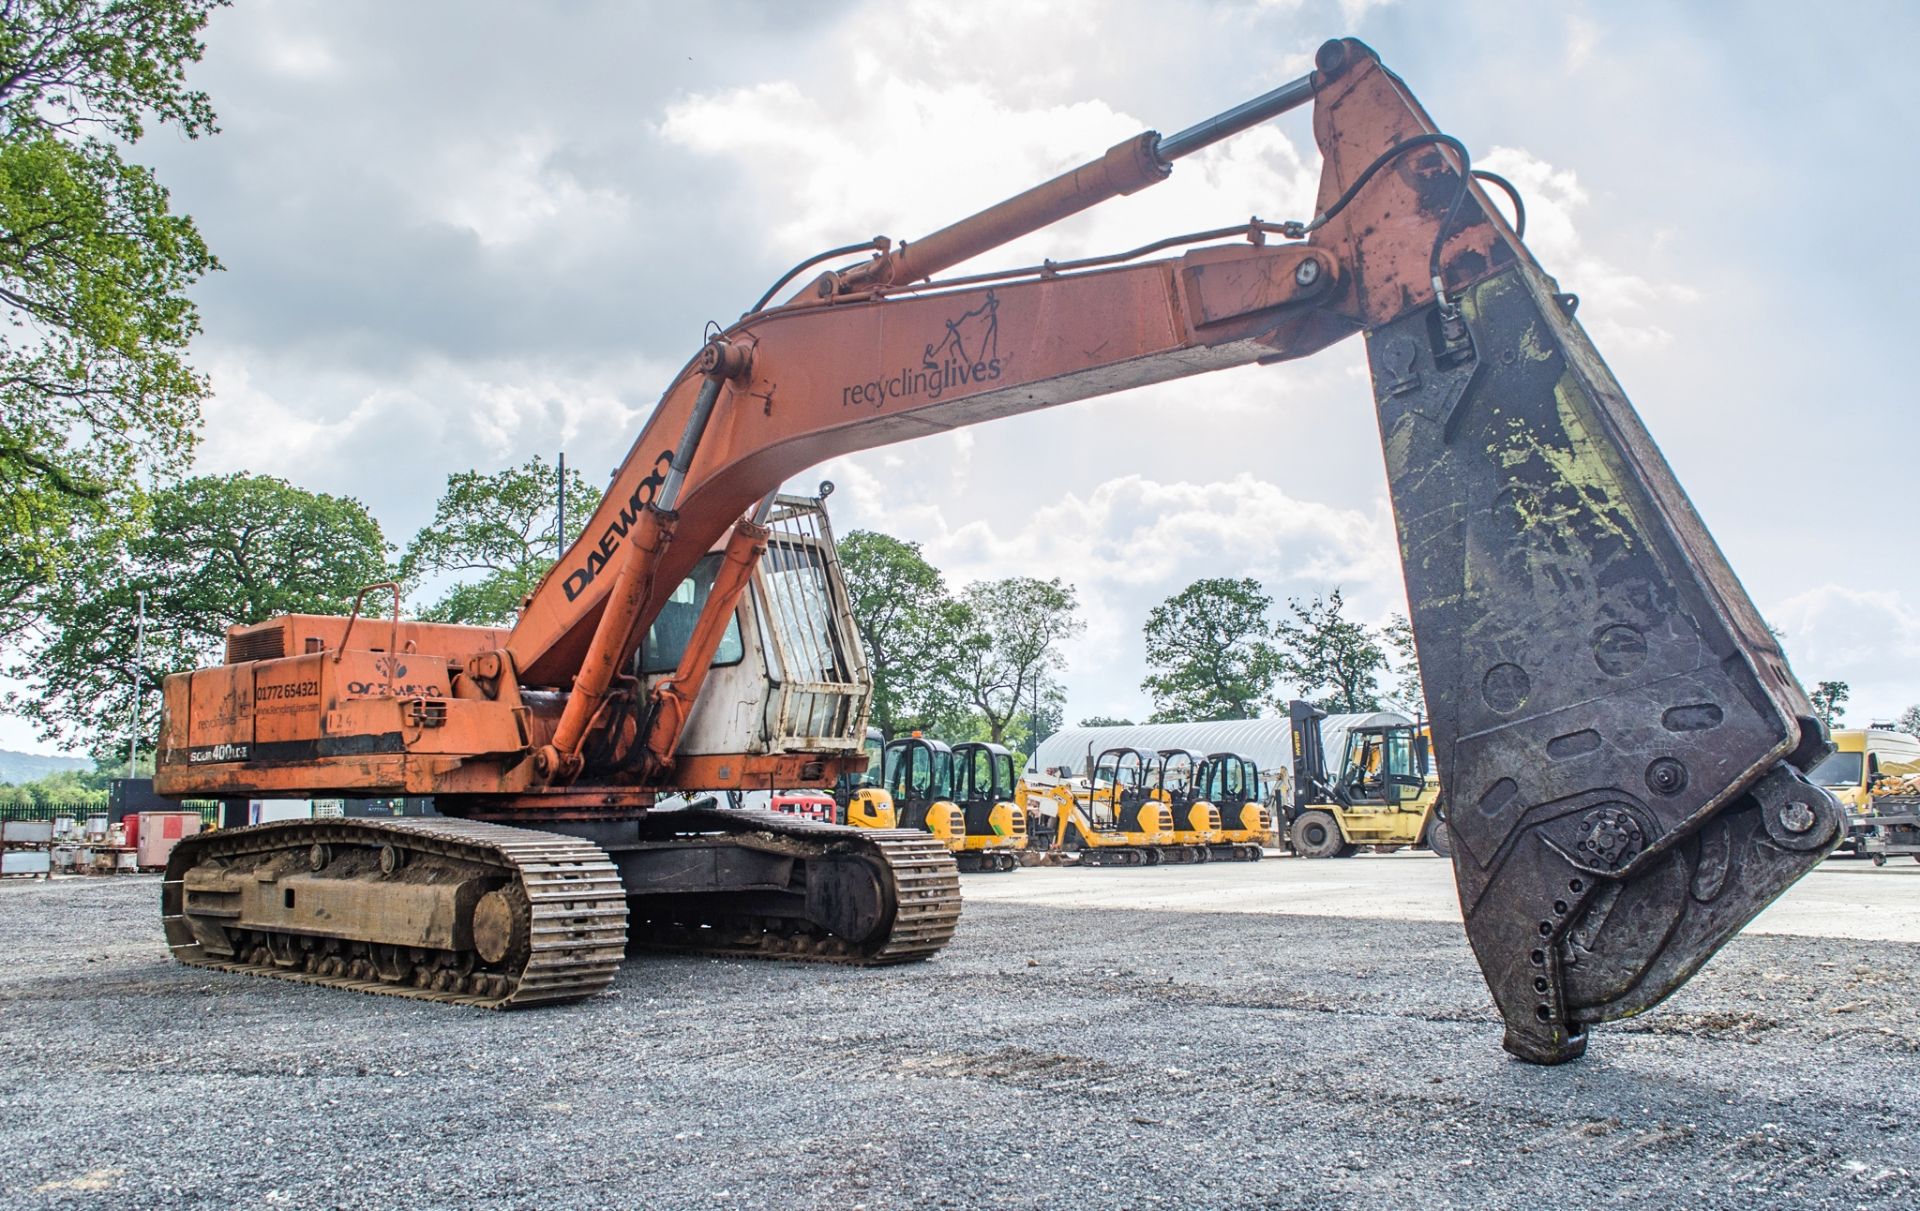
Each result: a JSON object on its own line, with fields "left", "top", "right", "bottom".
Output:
{"left": 1017, "top": 747, "right": 1174, "bottom": 866}
{"left": 1154, "top": 748, "right": 1226, "bottom": 861}
{"left": 1280, "top": 700, "right": 1445, "bottom": 858}
{"left": 832, "top": 727, "right": 897, "bottom": 829}
{"left": 950, "top": 741, "right": 1028, "bottom": 872}
{"left": 1200, "top": 751, "right": 1273, "bottom": 860}
{"left": 880, "top": 736, "right": 967, "bottom": 854}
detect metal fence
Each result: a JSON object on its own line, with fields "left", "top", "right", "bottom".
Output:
{"left": 0, "top": 800, "right": 221, "bottom": 827}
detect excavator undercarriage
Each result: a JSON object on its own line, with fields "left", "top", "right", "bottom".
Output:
{"left": 152, "top": 37, "right": 1840, "bottom": 1063}
{"left": 164, "top": 809, "right": 961, "bottom": 1003}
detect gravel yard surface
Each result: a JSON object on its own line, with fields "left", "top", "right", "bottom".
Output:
{"left": 2, "top": 871, "right": 1916, "bottom": 1210}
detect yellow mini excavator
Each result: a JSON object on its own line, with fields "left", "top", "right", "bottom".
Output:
{"left": 1019, "top": 748, "right": 1175, "bottom": 866}
{"left": 951, "top": 741, "right": 1028, "bottom": 873}
{"left": 832, "top": 727, "right": 897, "bottom": 829}
{"left": 1200, "top": 751, "right": 1274, "bottom": 860}
{"left": 1155, "top": 748, "right": 1226, "bottom": 861}
{"left": 881, "top": 736, "right": 967, "bottom": 854}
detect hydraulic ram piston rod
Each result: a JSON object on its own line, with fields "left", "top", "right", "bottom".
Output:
{"left": 826, "top": 70, "right": 1317, "bottom": 295}
{"left": 1155, "top": 72, "right": 1317, "bottom": 160}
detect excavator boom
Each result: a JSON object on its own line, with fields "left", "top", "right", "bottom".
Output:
{"left": 154, "top": 38, "right": 1841, "bottom": 1062}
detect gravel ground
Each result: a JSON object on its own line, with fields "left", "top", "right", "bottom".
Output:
{"left": 1, "top": 874, "right": 1916, "bottom": 1210}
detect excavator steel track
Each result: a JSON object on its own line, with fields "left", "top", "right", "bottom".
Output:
{"left": 162, "top": 818, "right": 627, "bottom": 1009}
{"left": 955, "top": 850, "right": 1021, "bottom": 874}
{"left": 623, "top": 809, "right": 961, "bottom": 965}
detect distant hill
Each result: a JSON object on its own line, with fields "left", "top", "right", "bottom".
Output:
{"left": 0, "top": 749, "right": 91, "bottom": 785}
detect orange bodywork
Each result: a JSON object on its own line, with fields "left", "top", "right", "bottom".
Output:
{"left": 154, "top": 39, "right": 1507, "bottom": 817}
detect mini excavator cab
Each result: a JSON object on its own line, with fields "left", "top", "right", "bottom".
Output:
{"left": 1200, "top": 752, "right": 1271, "bottom": 860}
{"left": 1156, "top": 748, "right": 1224, "bottom": 858}
{"left": 950, "top": 741, "right": 1028, "bottom": 872}
{"left": 832, "top": 727, "right": 897, "bottom": 829}
{"left": 881, "top": 736, "right": 966, "bottom": 848}
{"left": 1090, "top": 747, "right": 1153, "bottom": 829}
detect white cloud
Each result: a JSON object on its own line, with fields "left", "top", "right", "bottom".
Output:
{"left": 429, "top": 133, "right": 630, "bottom": 250}
{"left": 811, "top": 457, "right": 1405, "bottom": 720}
{"left": 1254, "top": 0, "right": 1397, "bottom": 24}
{"left": 259, "top": 31, "right": 336, "bottom": 79}
{"left": 1768, "top": 585, "right": 1920, "bottom": 725}
{"left": 1564, "top": 13, "right": 1601, "bottom": 71}
{"left": 659, "top": 17, "right": 1321, "bottom": 274}
{"left": 1477, "top": 146, "right": 1700, "bottom": 351}
{"left": 194, "top": 350, "right": 673, "bottom": 546}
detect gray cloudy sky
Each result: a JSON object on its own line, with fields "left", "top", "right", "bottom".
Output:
{"left": 12, "top": 0, "right": 1920, "bottom": 752}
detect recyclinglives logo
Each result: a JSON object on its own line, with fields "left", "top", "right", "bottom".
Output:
{"left": 842, "top": 291, "right": 1004, "bottom": 409}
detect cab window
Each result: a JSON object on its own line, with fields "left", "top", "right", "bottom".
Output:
{"left": 1386, "top": 731, "right": 1414, "bottom": 779}
{"left": 1223, "top": 762, "right": 1246, "bottom": 800}
{"left": 967, "top": 749, "right": 994, "bottom": 800}
{"left": 1808, "top": 750, "right": 1864, "bottom": 789}
{"left": 639, "top": 553, "right": 744, "bottom": 674}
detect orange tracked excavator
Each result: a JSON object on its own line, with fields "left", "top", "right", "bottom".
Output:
{"left": 155, "top": 38, "right": 1842, "bottom": 1064}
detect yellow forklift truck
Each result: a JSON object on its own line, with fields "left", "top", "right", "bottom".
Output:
{"left": 881, "top": 735, "right": 967, "bottom": 854}
{"left": 1154, "top": 748, "right": 1225, "bottom": 861}
{"left": 831, "top": 727, "right": 897, "bottom": 829}
{"left": 951, "top": 741, "right": 1028, "bottom": 872}
{"left": 1019, "top": 747, "right": 1174, "bottom": 866}
{"left": 1281, "top": 700, "right": 1445, "bottom": 859}
{"left": 1200, "top": 751, "right": 1272, "bottom": 860}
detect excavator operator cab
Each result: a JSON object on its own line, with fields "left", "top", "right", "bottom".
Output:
{"left": 882, "top": 736, "right": 963, "bottom": 847}
{"left": 884, "top": 736, "right": 953, "bottom": 802}
{"left": 1157, "top": 748, "right": 1206, "bottom": 808}
{"left": 833, "top": 727, "right": 896, "bottom": 829}
{"left": 951, "top": 741, "right": 1027, "bottom": 871}
{"left": 629, "top": 491, "right": 873, "bottom": 774}
{"left": 1158, "top": 747, "right": 1224, "bottom": 849}
{"left": 839, "top": 728, "right": 886, "bottom": 791}
{"left": 1201, "top": 752, "right": 1258, "bottom": 806}
{"left": 1090, "top": 747, "right": 1154, "bottom": 827}
{"left": 954, "top": 742, "right": 1017, "bottom": 807}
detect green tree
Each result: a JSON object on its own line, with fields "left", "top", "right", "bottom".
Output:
{"left": 12, "top": 766, "right": 104, "bottom": 806}
{"left": 0, "top": 1, "right": 225, "bottom": 642}
{"left": 1140, "top": 576, "right": 1281, "bottom": 722}
{"left": 1079, "top": 715, "right": 1134, "bottom": 728}
{"left": 951, "top": 577, "right": 1083, "bottom": 747}
{"left": 1273, "top": 587, "right": 1385, "bottom": 714}
{"left": 401, "top": 455, "right": 601, "bottom": 626}
{"left": 1810, "top": 680, "right": 1849, "bottom": 729}
{"left": 1897, "top": 704, "right": 1920, "bottom": 737}
{"left": 5, "top": 473, "right": 388, "bottom": 756}
{"left": 837, "top": 529, "right": 973, "bottom": 737}
{"left": 1379, "top": 612, "right": 1426, "bottom": 717}
{"left": 1002, "top": 674, "right": 1065, "bottom": 763}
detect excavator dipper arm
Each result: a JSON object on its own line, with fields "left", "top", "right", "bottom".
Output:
{"left": 1305, "top": 39, "right": 1844, "bottom": 1061}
